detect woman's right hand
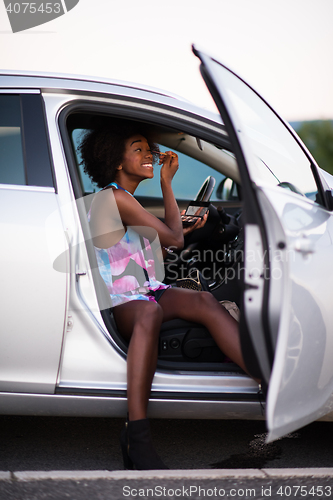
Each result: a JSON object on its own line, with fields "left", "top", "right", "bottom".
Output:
{"left": 181, "top": 209, "right": 209, "bottom": 236}
{"left": 159, "top": 151, "right": 179, "bottom": 184}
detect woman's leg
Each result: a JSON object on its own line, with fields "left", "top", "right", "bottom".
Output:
{"left": 158, "top": 288, "right": 249, "bottom": 375}
{"left": 113, "top": 300, "right": 163, "bottom": 421}
{"left": 114, "top": 299, "right": 168, "bottom": 470}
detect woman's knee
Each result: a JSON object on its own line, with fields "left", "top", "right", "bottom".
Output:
{"left": 189, "top": 291, "right": 222, "bottom": 321}
{"left": 113, "top": 300, "right": 163, "bottom": 339}
{"left": 196, "top": 291, "right": 218, "bottom": 308}
{"left": 130, "top": 302, "right": 163, "bottom": 344}
{"left": 136, "top": 301, "right": 163, "bottom": 327}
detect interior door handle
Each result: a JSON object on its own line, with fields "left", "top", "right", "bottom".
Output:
{"left": 294, "top": 236, "right": 315, "bottom": 255}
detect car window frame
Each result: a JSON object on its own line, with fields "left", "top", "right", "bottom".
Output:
{"left": 58, "top": 98, "right": 238, "bottom": 356}
{"left": 59, "top": 99, "right": 233, "bottom": 200}
{"left": 22, "top": 93, "right": 56, "bottom": 189}
{"left": 0, "top": 92, "right": 56, "bottom": 190}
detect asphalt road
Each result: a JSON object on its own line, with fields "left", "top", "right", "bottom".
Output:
{"left": 0, "top": 416, "right": 333, "bottom": 471}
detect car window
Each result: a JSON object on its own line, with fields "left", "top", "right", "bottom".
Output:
{"left": 206, "top": 61, "right": 320, "bottom": 202}
{"left": 136, "top": 145, "right": 226, "bottom": 201}
{"left": 72, "top": 129, "right": 227, "bottom": 201}
{"left": 0, "top": 95, "right": 26, "bottom": 185}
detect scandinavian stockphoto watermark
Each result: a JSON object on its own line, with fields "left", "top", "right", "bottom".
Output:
{"left": 47, "top": 191, "right": 166, "bottom": 312}
{"left": 3, "top": 0, "right": 80, "bottom": 33}
{"left": 165, "top": 244, "right": 293, "bottom": 283}
{"left": 122, "top": 484, "right": 333, "bottom": 498}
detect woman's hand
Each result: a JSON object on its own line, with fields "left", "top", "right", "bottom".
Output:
{"left": 181, "top": 210, "right": 209, "bottom": 236}
{"left": 159, "top": 151, "right": 179, "bottom": 185}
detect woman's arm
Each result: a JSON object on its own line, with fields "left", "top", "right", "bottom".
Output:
{"left": 159, "top": 151, "right": 183, "bottom": 249}
{"left": 109, "top": 151, "right": 184, "bottom": 249}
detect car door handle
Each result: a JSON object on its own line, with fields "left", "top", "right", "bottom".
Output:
{"left": 293, "top": 236, "right": 315, "bottom": 255}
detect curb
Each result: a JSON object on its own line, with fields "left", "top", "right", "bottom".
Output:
{"left": 1, "top": 469, "right": 333, "bottom": 481}
{"left": 0, "top": 472, "right": 11, "bottom": 481}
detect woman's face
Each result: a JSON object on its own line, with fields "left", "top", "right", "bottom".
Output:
{"left": 119, "top": 135, "right": 154, "bottom": 181}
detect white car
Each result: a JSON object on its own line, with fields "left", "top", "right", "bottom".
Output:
{"left": 1, "top": 46, "right": 333, "bottom": 443}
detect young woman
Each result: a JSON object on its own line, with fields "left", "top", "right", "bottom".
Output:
{"left": 80, "top": 122, "right": 252, "bottom": 470}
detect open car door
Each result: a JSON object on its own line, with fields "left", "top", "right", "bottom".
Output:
{"left": 193, "top": 47, "right": 333, "bottom": 441}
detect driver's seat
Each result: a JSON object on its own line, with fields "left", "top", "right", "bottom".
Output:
{"left": 159, "top": 317, "right": 226, "bottom": 363}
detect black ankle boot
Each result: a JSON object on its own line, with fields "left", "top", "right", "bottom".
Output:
{"left": 120, "top": 417, "right": 169, "bottom": 470}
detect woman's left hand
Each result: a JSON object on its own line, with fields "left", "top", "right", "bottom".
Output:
{"left": 159, "top": 151, "right": 179, "bottom": 185}
{"left": 181, "top": 210, "right": 209, "bottom": 236}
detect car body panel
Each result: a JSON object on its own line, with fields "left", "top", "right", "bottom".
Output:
{"left": 0, "top": 391, "right": 264, "bottom": 419}
{"left": 0, "top": 185, "right": 68, "bottom": 393}
{"left": 194, "top": 47, "right": 333, "bottom": 440}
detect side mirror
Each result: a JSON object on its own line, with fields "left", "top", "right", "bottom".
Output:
{"left": 326, "top": 190, "right": 333, "bottom": 211}
{"left": 216, "top": 177, "right": 239, "bottom": 201}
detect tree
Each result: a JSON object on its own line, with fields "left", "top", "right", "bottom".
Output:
{"left": 296, "top": 120, "right": 333, "bottom": 175}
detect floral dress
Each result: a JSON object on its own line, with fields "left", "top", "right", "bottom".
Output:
{"left": 88, "top": 182, "right": 169, "bottom": 308}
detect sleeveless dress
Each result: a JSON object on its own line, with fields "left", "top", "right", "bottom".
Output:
{"left": 88, "top": 182, "right": 170, "bottom": 308}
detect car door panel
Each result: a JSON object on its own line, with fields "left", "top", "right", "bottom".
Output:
{"left": 195, "top": 47, "right": 333, "bottom": 440}
{"left": 257, "top": 186, "right": 333, "bottom": 440}
{"left": 0, "top": 93, "right": 68, "bottom": 394}
{"left": 0, "top": 187, "right": 68, "bottom": 393}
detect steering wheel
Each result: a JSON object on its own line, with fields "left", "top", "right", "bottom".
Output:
{"left": 177, "top": 176, "right": 216, "bottom": 263}
{"left": 195, "top": 176, "right": 216, "bottom": 202}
